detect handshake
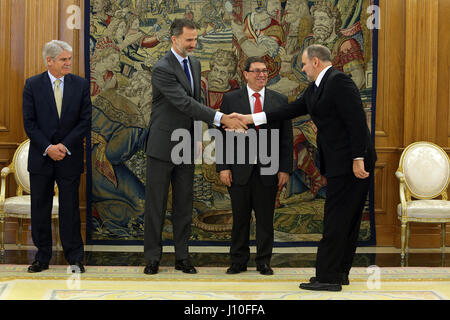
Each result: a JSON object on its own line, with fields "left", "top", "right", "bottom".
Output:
{"left": 220, "top": 113, "right": 255, "bottom": 132}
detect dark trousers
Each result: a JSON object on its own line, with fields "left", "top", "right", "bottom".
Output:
{"left": 30, "top": 173, "right": 84, "bottom": 264}
{"left": 144, "top": 156, "right": 194, "bottom": 262}
{"left": 315, "top": 173, "right": 371, "bottom": 283}
{"left": 227, "top": 167, "right": 278, "bottom": 265}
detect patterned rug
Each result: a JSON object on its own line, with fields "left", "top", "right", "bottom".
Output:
{"left": 1, "top": 265, "right": 449, "bottom": 300}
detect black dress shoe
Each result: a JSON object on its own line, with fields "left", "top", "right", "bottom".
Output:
{"left": 144, "top": 261, "right": 159, "bottom": 274}
{"left": 309, "top": 275, "right": 349, "bottom": 285}
{"left": 28, "top": 261, "right": 49, "bottom": 273}
{"left": 299, "top": 281, "right": 342, "bottom": 292}
{"left": 226, "top": 263, "right": 247, "bottom": 274}
{"left": 175, "top": 259, "right": 197, "bottom": 274}
{"left": 70, "top": 262, "right": 85, "bottom": 273}
{"left": 256, "top": 264, "right": 274, "bottom": 275}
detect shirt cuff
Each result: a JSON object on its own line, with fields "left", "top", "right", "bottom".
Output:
{"left": 353, "top": 157, "right": 364, "bottom": 160}
{"left": 43, "top": 145, "right": 51, "bottom": 156}
{"left": 214, "top": 111, "right": 223, "bottom": 127}
{"left": 43, "top": 145, "right": 71, "bottom": 156}
{"left": 252, "top": 112, "right": 267, "bottom": 126}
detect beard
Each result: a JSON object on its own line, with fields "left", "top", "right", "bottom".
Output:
{"left": 313, "top": 25, "right": 332, "bottom": 42}
{"left": 209, "top": 77, "right": 228, "bottom": 91}
{"left": 174, "top": 40, "right": 192, "bottom": 57}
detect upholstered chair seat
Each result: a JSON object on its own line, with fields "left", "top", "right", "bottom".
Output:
{"left": 397, "top": 200, "right": 450, "bottom": 219}
{"left": 4, "top": 195, "right": 59, "bottom": 216}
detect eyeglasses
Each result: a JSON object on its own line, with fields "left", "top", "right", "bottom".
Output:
{"left": 247, "top": 69, "right": 269, "bottom": 75}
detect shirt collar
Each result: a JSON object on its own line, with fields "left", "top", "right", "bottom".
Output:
{"left": 315, "top": 65, "right": 332, "bottom": 87}
{"left": 48, "top": 71, "right": 64, "bottom": 85}
{"left": 171, "top": 47, "right": 188, "bottom": 64}
{"left": 247, "top": 84, "right": 265, "bottom": 100}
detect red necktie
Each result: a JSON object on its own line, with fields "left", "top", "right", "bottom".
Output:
{"left": 253, "top": 92, "right": 262, "bottom": 130}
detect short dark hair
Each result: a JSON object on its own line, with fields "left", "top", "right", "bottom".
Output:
{"left": 243, "top": 56, "right": 266, "bottom": 72}
{"left": 305, "top": 44, "right": 332, "bottom": 62}
{"left": 170, "top": 18, "right": 197, "bottom": 37}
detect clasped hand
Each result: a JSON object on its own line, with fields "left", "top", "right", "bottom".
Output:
{"left": 47, "top": 143, "right": 67, "bottom": 161}
{"left": 221, "top": 113, "right": 254, "bottom": 132}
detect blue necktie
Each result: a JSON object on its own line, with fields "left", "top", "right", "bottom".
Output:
{"left": 183, "top": 59, "right": 191, "bottom": 88}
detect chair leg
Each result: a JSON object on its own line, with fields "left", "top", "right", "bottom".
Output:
{"left": 18, "top": 218, "right": 23, "bottom": 248}
{"left": 406, "top": 223, "right": 410, "bottom": 256}
{"left": 442, "top": 224, "right": 446, "bottom": 267}
{"left": 401, "top": 222, "right": 407, "bottom": 259}
{"left": 441, "top": 223, "right": 446, "bottom": 251}
{"left": 55, "top": 217, "right": 61, "bottom": 250}
{"left": 0, "top": 215, "right": 5, "bottom": 255}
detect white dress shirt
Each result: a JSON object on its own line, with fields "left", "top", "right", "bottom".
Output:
{"left": 247, "top": 85, "right": 265, "bottom": 113}
{"left": 48, "top": 71, "right": 65, "bottom": 95}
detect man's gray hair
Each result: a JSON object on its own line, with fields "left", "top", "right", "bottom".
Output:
{"left": 42, "top": 40, "right": 73, "bottom": 67}
{"left": 305, "top": 44, "right": 332, "bottom": 62}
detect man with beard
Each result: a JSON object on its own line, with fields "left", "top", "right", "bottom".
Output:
{"left": 143, "top": 19, "right": 247, "bottom": 275}
{"left": 293, "top": 0, "right": 366, "bottom": 89}
{"left": 201, "top": 49, "right": 240, "bottom": 110}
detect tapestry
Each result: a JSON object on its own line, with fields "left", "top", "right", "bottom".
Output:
{"left": 86, "top": 0, "right": 378, "bottom": 245}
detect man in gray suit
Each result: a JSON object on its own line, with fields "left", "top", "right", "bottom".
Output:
{"left": 143, "top": 18, "right": 246, "bottom": 274}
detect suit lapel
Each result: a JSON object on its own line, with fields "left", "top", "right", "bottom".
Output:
{"left": 60, "top": 74, "right": 72, "bottom": 120}
{"left": 191, "top": 57, "right": 201, "bottom": 99}
{"left": 310, "top": 67, "right": 333, "bottom": 110}
{"left": 239, "top": 87, "right": 252, "bottom": 115}
{"left": 168, "top": 51, "right": 193, "bottom": 96}
{"left": 263, "top": 89, "right": 274, "bottom": 114}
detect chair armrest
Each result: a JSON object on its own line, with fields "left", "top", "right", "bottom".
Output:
{"left": 0, "top": 166, "right": 12, "bottom": 210}
{"left": 396, "top": 173, "right": 408, "bottom": 219}
{"left": 1, "top": 167, "right": 10, "bottom": 176}
{"left": 395, "top": 170, "right": 405, "bottom": 182}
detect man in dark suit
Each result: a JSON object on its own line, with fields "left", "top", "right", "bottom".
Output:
{"left": 217, "top": 57, "right": 293, "bottom": 275}
{"left": 22, "top": 40, "right": 91, "bottom": 273}
{"left": 143, "top": 18, "right": 245, "bottom": 275}
{"left": 232, "top": 44, "right": 377, "bottom": 291}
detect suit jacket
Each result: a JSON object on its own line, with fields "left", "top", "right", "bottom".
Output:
{"left": 145, "top": 51, "right": 216, "bottom": 162}
{"left": 22, "top": 72, "right": 91, "bottom": 177}
{"left": 265, "top": 67, "right": 376, "bottom": 178}
{"left": 216, "top": 87, "right": 293, "bottom": 186}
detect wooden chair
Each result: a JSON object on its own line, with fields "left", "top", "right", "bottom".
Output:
{"left": 396, "top": 141, "right": 450, "bottom": 265}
